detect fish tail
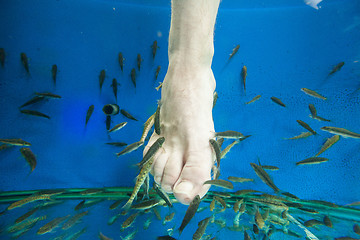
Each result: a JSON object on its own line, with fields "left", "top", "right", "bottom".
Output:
{"left": 122, "top": 200, "right": 132, "bottom": 211}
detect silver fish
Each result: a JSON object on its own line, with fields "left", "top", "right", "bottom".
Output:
{"left": 321, "top": 126, "right": 360, "bottom": 139}
{"left": 116, "top": 141, "right": 144, "bottom": 156}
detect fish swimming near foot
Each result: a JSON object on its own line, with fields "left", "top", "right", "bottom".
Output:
{"left": 138, "top": 137, "right": 165, "bottom": 168}
{"left": 116, "top": 141, "right": 144, "bottom": 156}
{"left": 155, "top": 66, "right": 161, "bottom": 80}
{"left": 285, "top": 132, "right": 313, "bottom": 140}
{"left": 178, "top": 195, "right": 201, "bottom": 235}
{"left": 203, "top": 179, "right": 234, "bottom": 190}
{"left": 37, "top": 215, "right": 70, "bottom": 234}
{"left": 250, "top": 163, "right": 279, "bottom": 192}
{"left": 20, "top": 109, "right": 50, "bottom": 119}
{"left": 154, "top": 103, "right": 161, "bottom": 135}
{"left": 321, "top": 126, "right": 360, "bottom": 139}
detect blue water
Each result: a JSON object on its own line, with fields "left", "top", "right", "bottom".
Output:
{"left": 0, "top": 0, "right": 360, "bottom": 239}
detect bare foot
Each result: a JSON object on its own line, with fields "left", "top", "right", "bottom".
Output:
{"left": 144, "top": 63, "right": 216, "bottom": 204}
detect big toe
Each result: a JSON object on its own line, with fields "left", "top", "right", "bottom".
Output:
{"left": 173, "top": 153, "right": 213, "bottom": 204}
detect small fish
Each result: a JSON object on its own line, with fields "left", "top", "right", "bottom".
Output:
{"left": 116, "top": 141, "right": 144, "bottom": 156}
{"left": 315, "top": 135, "right": 340, "bottom": 157}
{"left": 99, "top": 232, "right": 113, "bottom": 240}
{"left": 62, "top": 211, "right": 89, "bottom": 230}
{"left": 111, "top": 78, "right": 120, "bottom": 101}
{"left": 229, "top": 45, "right": 240, "bottom": 60}
{"left": 270, "top": 96, "right": 286, "bottom": 107}
{"left": 52, "top": 64, "right": 57, "bottom": 85}
{"left": 250, "top": 163, "right": 279, "bottom": 192}
{"left": 154, "top": 104, "right": 161, "bottom": 135}
{"left": 255, "top": 208, "right": 265, "bottom": 229}
{"left": 108, "top": 122, "right": 127, "bottom": 133}
{"left": 0, "top": 138, "right": 31, "bottom": 146}
{"left": 178, "top": 195, "right": 201, "bottom": 235}
{"left": 228, "top": 176, "right": 254, "bottom": 183}
{"left": 131, "top": 68, "right": 136, "bottom": 88}
{"left": 74, "top": 200, "right": 85, "bottom": 211}
{"left": 20, "top": 96, "right": 45, "bottom": 108}
{"left": 106, "top": 142, "right": 127, "bottom": 147}
{"left": 118, "top": 52, "right": 124, "bottom": 72}
{"left": 233, "top": 199, "right": 244, "bottom": 213}
{"left": 214, "top": 196, "right": 227, "bottom": 212}
{"left": 85, "top": 105, "right": 95, "bottom": 126}
{"left": 246, "top": 95, "right": 261, "bottom": 104}
{"left": 137, "top": 53, "right": 143, "bottom": 71}
{"left": 109, "top": 199, "right": 123, "bottom": 210}
{"left": 155, "top": 82, "right": 163, "bottom": 91}
{"left": 304, "top": 219, "right": 324, "bottom": 227}
{"left": 235, "top": 189, "right": 261, "bottom": 195}
{"left": 241, "top": 66, "right": 247, "bottom": 94}
{"left": 212, "top": 91, "right": 218, "bottom": 109}
{"left": 215, "top": 130, "right": 244, "bottom": 139}
{"left": 281, "top": 192, "right": 299, "bottom": 199}
{"left": 132, "top": 198, "right": 162, "bottom": 210}
{"left": 309, "top": 103, "right": 317, "bottom": 116}
{"left": 37, "top": 215, "right": 69, "bottom": 234}
{"left": 301, "top": 88, "right": 327, "bottom": 100}
{"left": 140, "top": 113, "right": 155, "bottom": 142}
{"left": 216, "top": 137, "right": 224, "bottom": 148}
{"left": 68, "top": 227, "right": 87, "bottom": 240}
{"left": 121, "top": 212, "right": 139, "bottom": 229}
{"left": 193, "top": 217, "right": 212, "bottom": 240}
{"left": 155, "top": 65, "right": 161, "bottom": 79}
{"left": 151, "top": 41, "right": 159, "bottom": 59}
{"left": 354, "top": 223, "right": 360, "bottom": 235}
{"left": 261, "top": 165, "right": 279, "bottom": 171}
{"left": 139, "top": 137, "right": 165, "bottom": 168}
{"left": 35, "top": 92, "right": 62, "bottom": 99}
{"left": 0, "top": 48, "right": 5, "bottom": 67}
{"left": 244, "top": 231, "right": 252, "bottom": 240}
{"left": 99, "top": 70, "right": 105, "bottom": 92}
{"left": 7, "top": 215, "right": 47, "bottom": 233}
{"left": 122, "top": 152, "right": 154, "bottom": 210}
{"left": 120, "top": 109, "right": 138, "bottom": 121}
{"left": 121, "top": 229, "right": 138, "bottom": 240}
{"left": 157, "top": 236, "right": 177, "bottom": 240}
{"left": 20, "top": 52, "right": 29, "bottom": 73}
{"left": 106, "top": 115, "right": 111, "bottom": 130}
{"left": 328, "top": 61, "right": 344, "bottom": 76}
{"left": 203, "top": 179, "right": 233, "bottom": 190}
{"left": 296, "top": 157, "right": 328, "bottom": 165}
{"left": 323, "top": 215, "right": 332, "bottom": 228}
{"left": 153, "top": 182, "right": 172, "bottom": 207}
{"left": 285, "top": 132, "right": 313, "bottom": 140}
{"left": 220, "top": 140, "right": 239, "bottom": 159}
{"left": 296, "top": 120, "right": 317, "bottom": 135}
{"left": 15, "top": 206, "right": 40, "bottom": 223}
{"left": 321, "top": 126, "right": 360, "bottom": 139}
{"left": 209, "top": 139, "right": 221, "bottom": 169}
{"left": 253, "top": 224, "right": 259, "bottom": 234}
{"left": 20, "top": 109, "right": 50, "bottom": 119}
{"left": 163, "top": 212, "right": 176, "bottom": 225}
{"left": 20, "top": 147, "right": 37, "bottom": 173}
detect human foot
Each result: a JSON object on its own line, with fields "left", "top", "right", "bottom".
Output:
{"left": 144, "top": 64, "right": 216, "bottom": 205}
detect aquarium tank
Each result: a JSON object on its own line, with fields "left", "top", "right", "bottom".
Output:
{"left": 0, "top": 0, "right": 359, "bottom": 239}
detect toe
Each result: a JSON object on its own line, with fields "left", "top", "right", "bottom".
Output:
{"left": 173, "top": 151, "right": 213, "bottom": 204}
{"left": 161, "top": 150, "right": 184, "bottom": 192}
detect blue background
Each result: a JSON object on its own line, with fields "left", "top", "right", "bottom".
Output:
{"left": 0, "top": 0, "right": 359, "bottom": 239}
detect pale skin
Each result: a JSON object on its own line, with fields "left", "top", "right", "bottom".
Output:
{"left": 143, "top": 0, "right": 220, "bottom": 204}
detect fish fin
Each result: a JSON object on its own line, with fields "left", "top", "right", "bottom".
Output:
{"left": 122, "top": 201, "right": 132, "bottom": 211}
